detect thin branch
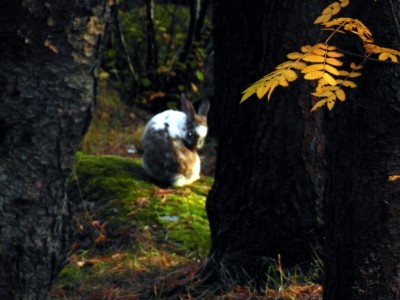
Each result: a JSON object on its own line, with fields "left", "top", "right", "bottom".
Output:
{"left": 335, "top": 47, "right": 400, "bottom": 64}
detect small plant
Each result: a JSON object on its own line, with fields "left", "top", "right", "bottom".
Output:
{"left": 241, "top": 0, "right": 400, "bottom": 111}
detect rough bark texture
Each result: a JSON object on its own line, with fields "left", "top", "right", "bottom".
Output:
{"left": 0, "top": 1, "right": 109, "bottom": 299}
{"left": 205, "top": 0, "right": 328, "bottom": 283}
{"left": 324, "top": 1, "right": 400, "bottom": 298}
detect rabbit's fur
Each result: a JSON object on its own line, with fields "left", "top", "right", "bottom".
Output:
{"left": 142, "top": 95, "right": 209, "bottom": 186}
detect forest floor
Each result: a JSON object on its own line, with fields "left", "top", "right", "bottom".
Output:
{"left": 49, "top": 83, "right": 322, "bottom": 299}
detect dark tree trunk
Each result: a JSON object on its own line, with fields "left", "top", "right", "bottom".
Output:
{"left": 205, "top": 0, "right": 328, "bottom": 284}
{"left": 324, "top": 0, "right": 400, "bottom": 298}
{"left": 0, "top": 1, "right": 109, "bottom": 299}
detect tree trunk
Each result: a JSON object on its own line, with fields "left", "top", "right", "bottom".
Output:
{"left": 324, "top": 0, "right": 400, "bottom": 298}
{"left": 0, "top": 1, "right": 109, "bottom": 299}
{"left": 205, "top": 0, "right": 328, "bottom": 284}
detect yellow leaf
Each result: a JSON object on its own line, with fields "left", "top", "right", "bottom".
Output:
{"left": 291, "top": 61, "right": 308, "bottom": 70}
{"left": 266, "top": 81, "right": 279, "bottom": 100}
{"left": 350, "top": 62, "right": 363, "bottom": 70}
{"left": 283, "top": 69, "right": 298, "bottom": 81}
{"left": 340, "top": 0, "right": 349, "bottom": 7}
{"left": 324, "top": 64, "right": 340, "bottom": 76}
{"left": 330, "top": 2, "right": 341, "bottom": 15}
{"left": 304, "top": 71, "right": 325, "bottom": 80}
{"left": 241, "top": 89, "right": 255, "bottom": 102}
{"left": 348, "top": 72, "right": 362, "bottom": 78}
{"left": 302, "top": 55, "right": 326, "bottom": 63}
{"left": 315, "top": 43, "right": 331, "bottom": 50}
{"left": 323, "top": 73, "right": 337, "bottom": 85}
{"left": 327, "top": 51, "right": 344, "bottom": 58}
{"left": 312, "top": 90, "right": 334, "bottom": 97}
{"left": 311, "top": 99, "right": 328, "bottom": 112}
{"left": 287, "top": 52, "right": 303, "bottom": 59}
{"left": 315, "top": 14, "right": 332, "bottom": 24}
{"left": 341, "top": 80, "right": 357, "bottom": 88}
{"left": 327, "top": 99, "right": 336, "bottom": 110}
{"left": 301, "top": 64, "right": 325, "bottom": 73}
{"left": 316, "top": 78, "right": 329, "bottom": 92}
{"left": 275, "top": 61, "right": 296, "bottom": 69}
{"left": 335, "top": 89, "right": 346, "bottom": 101}
{"left": 256, "top": 85, "right": 269, "bottom": 99}
{"left": 378, "top": 52, "right": 389, "bottom": 61}
{"left": 389, "top": 175, "right": 400, "bottom": 182}
{"left": 326, "top": 57, "right": 343, "bottom": 66}
{"left": 322, "top": 6, "right": 332, "bottom": 15}
{"left": 323, "top": 86, "right": 340, "bottom": 91}
{"left": 338, "top": 70, "right": 349, "bottom": 76}
{"left": 301, "top": 45, "right": 313, "bottom": 53}
{"left": 388, "top": 54, "right": 398, "bottom": 62}
{"left": 279, "top": 76, "right": 289, "bottom": 87}
{"left": 312, "top": 48, "right": 327, "bottom": 56}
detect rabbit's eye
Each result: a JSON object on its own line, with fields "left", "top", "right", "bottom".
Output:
{"left": 187, "top": 130, "right": 194, "bottom": 137}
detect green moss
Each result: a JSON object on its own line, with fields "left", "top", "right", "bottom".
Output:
{"left": 70, "top": 152, "right": 212, "bottom": 257}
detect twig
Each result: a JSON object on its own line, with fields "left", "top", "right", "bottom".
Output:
{"left": 335, "top": 46, "right": 400, "bottom": 64}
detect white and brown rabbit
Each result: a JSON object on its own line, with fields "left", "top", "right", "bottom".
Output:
{"left": 141, "top": 94, "right": 210, "bottom": 186}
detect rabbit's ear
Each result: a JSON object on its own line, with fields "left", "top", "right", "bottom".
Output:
{"left": 181, "top": 94, "right": 196, "bottom": 120}
{"left": 198, "top": 99, "right": 210, "bottom": 117}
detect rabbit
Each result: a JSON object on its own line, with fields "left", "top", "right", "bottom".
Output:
{"left": 141, "top": 94, "right": 210, "bottom": 186}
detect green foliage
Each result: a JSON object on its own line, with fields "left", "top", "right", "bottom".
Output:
{"left": 102, "top": 3, "right": 212, "bottom": 105}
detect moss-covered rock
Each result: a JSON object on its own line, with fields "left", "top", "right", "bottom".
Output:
{"left": 69, "top": 152, "right": 212, "bottom": 257}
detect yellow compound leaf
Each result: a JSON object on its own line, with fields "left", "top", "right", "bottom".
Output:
{"left": 301, "top": 64, "right": 325, "bottom": 73}
{"left": 341, "top": 80, "right": 357, "bottom": 88}
{"left": 335, "top": 89, "right": 346, "bottom": 101}
{"left": 302, "top": 54, "right": 326, "bottom": 63}
{"left": 327, "top": 51, "right": 344, "bottom": 58}
{"left": 323, "top": 72, "right": 337, "bottom": 85}
{"left": 324, "top": 64, "right": 340, "bottom": 76}
{"left": 348, "top": 72, "right": 362, "bottom": 78}
{"left": 326, "top": 57, "right": 343, "bottom": 66}
{"left": 287, "top": 52, "right": 303, "bottom": 59}
{"left": 304, "top": 71, "right": 325, "bottom": 80}
{"left": 283, "top": 69, "right": 298, "bottom": 81}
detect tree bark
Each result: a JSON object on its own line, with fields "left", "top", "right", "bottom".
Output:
{"left": 205, "top": 0, "right": 328, "bottom": 284}
{"left": 324, "top": 0, "right": 400, "bottom": 298}
{"left": 0, "top": 1, "right": 109, "bottom": 299}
